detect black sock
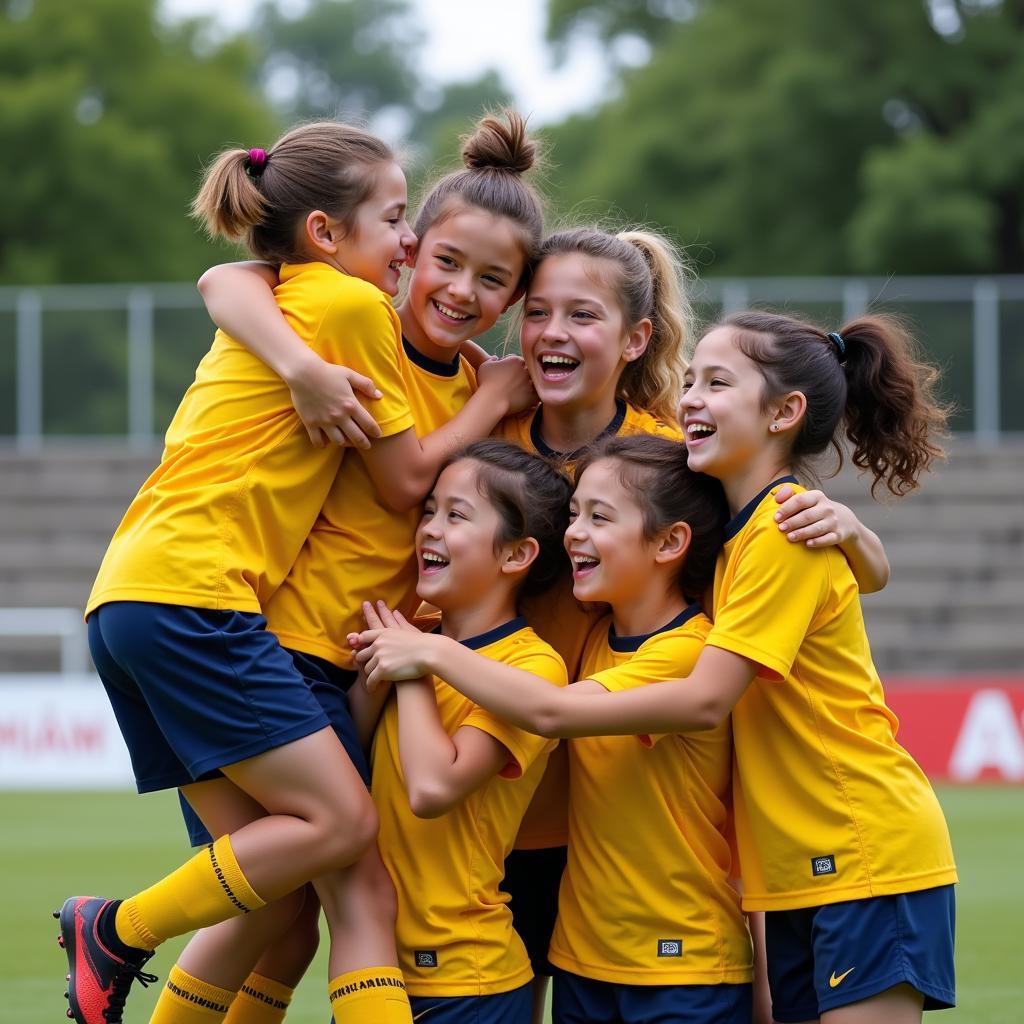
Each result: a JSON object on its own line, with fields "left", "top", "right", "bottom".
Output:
{"left": 96, "top": 900, "right": 147, "bottom": 962}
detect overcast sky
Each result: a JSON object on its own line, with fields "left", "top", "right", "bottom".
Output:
{"left": 160, "top": 0, "right": 610, "bottom": 124}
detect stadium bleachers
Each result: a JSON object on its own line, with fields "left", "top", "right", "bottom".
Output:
{"left": 1, "top": 440, "right": 1022, "bottom": 674}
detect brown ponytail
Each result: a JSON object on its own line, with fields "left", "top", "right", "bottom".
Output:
{"left": 413, "top": 109, "right": 546, "bottom": 279}
{"left": 838, "top": 315, "right": 948, "bottom": 496}
{"left": 722, "top": 310, "right": 949, "bottom": 496}
{"left": 192, "top": 121, "right": 394, "bottom": 264}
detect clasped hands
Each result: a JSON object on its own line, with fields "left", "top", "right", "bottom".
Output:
{"left": 348, "top": 600, "right": 443, "bottom": 691}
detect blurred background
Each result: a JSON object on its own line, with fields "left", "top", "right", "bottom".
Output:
{"left": 2, "top": 1, "right": 1022, "bottom": 1021}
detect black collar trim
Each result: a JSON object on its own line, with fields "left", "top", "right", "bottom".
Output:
{"left": 724, "top": 475, "right": 799, "bottom": 541}
{"left": 529, "top": 397, "right": 627, "bottom": 460}
{"left": 607, "top": 602, "right": 703, "bottom": 653}
{"left": 402, "top": 335, "right": 461, "bottom": 377}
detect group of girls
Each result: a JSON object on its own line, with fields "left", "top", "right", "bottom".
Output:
{"left": 59, "top": 107, "right": 956, "bottom": 1024}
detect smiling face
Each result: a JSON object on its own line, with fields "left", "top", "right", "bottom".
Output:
{"left": 564, "top": 457, "right": 661, "bottom": 607}
{"left": 679, "top": 325, "right": 781, "bottom": 490}
{"left": 401, "top": 203, "right": 527, "bottom": 363}
{"left": 415, "top": 459, "right": 509, "bottom": 612}
{"left": 521, "top": 253, "right": 648, "bottom": 415}
{"left": 332, "top": 161, "right": 415, "bottom": 296}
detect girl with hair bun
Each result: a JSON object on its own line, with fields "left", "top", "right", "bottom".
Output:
{"left": 388, "top": 309, "right": 957, "bottom": 1024}
{"left": 144, "top": 110, "right": 545, "bottom": 1024}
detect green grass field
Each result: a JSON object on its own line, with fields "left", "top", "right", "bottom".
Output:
{"left": 2, "top": 787, "right": 1020, "bottom": 1022}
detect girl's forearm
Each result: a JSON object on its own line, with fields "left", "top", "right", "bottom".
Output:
{"left": 347, "top": 676, "right": 390, "bottom": 752}
{"left": 418, "top": 637, "right": 571, "bottom": 736}
{"left": 416, "top": 384, "right": 512, "bottom": 466}
{"left": 198, "top": 264, "right": 316, "bottom": 383}
{"left": 840, "top": 521, "right": 890, "bottom": 594}
{"left": 421, "top": 637, "right": 755, "bottom": 739}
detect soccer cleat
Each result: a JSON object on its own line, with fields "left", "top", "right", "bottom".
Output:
{"left": 57, "top": 897, "right": 158, "bottom": 1023}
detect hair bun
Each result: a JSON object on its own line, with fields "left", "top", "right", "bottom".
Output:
{"left": 461, "top": 109, "right": 537, "bottom": 175}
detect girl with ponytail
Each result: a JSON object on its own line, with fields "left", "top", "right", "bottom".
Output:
{"left": 143, "top": 111, "right": 544, "bottom": 1024}
{"left": 496, "top": 226, "right": 891, "bottom": 1020}
{"left": 367, "top": 310, "right": 957, "bottom": 1024}
{"left": 66, "top": 121, "right": 436, "bottom": 1024}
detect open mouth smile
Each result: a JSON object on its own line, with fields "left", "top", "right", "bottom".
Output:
{"left": 420, "top": 550, "right": 450, "bottom": 575}
{"left": 538, "top": 353, "right": 580, "bottom": 380}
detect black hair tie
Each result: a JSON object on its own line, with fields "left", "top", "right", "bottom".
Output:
{"left": 827, "top": 331, "right": 847, "bottom": 364}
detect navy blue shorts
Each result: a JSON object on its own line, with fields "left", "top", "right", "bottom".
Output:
{"left": 551, "top": 969, "right": 752, "bottom": 1024}
{"left": 501, "top": 846, "right": 567, "bottom": 977}
{"left": 408, "top": 983, "right": 531, "bottom": 1024}
{"left": 88, "top": 602, "right": 331, "bottom": 793}
{"left": 179, "top": 652, "right": 367, "bottom": 846}
{"left": 765, "top": 884, "right": 956, "bottom": 1021}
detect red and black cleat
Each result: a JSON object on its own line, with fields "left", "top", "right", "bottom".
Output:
{"left": 56, "top": 897, "right": 157, "bottom": 1023}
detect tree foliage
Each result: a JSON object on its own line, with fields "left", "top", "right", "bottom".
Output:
{"left": 545, "top": 0, "right": 1024, "bottom": 274}
{"left": 0, "top": 0, "right": 276, "bottom": 284}
{"left": 252, "top": 0, "right": 420, "bottom": 122}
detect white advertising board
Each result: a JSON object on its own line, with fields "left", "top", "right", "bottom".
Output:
{"left": 0, "top": 676, "right": 134, "bottom": 788}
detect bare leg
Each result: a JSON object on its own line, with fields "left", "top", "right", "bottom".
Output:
{"left": 315, "top": 845, "right": 399, "bottom": 980}
{"left": 822, "top": 983, "right": 923, "bottom": 1024}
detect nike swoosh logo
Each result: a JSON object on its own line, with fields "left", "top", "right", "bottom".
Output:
{"left": 413, "top": 1007, "right": 439, "bottom": 1021}
{"left": 829, "top": 967, "right": 856, "bottom": 988}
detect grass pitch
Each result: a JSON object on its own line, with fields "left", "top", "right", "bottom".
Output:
{"left": 2, "top": 786, "right": 1020, "bottom": 1022}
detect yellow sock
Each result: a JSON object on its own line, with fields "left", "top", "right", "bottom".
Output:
{"left": 328, "top": 966, "right": 412, "bottom": 1024}
{"left": 224, "top": 973, "right": 293, "bottom": 1024}
{"left": 116, "top": 835, "right": 266, "bottom": 950}
{"left": 149, "top": 965, "right": 236, "bottom": 1024}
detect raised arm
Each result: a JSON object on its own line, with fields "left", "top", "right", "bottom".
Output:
{"left": 773, "top": 485, "right": 890, "bottom": 593}
{"left": 198, "top": 261, "right": 383, "bottom": 449}
{"left": 356, "top": 355, "right": 536, "bottom": 512}
{"left": 458, "top": 338, "right": 493, "bottom": 370}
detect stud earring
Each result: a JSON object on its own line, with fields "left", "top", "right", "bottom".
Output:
{"left": 770, "top": 423, "right": 779, "bottom": 432}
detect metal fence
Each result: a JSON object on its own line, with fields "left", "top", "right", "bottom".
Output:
{"left": 2, "top": 275, "right": 1023, "bottom": 446}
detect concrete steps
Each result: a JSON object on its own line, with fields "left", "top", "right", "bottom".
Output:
{"left": 1, "top": 440, "right": 1023, "bottom": 674}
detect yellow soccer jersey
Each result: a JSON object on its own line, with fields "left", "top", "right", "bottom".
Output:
{"left": 707, "top": 478, "right": 957, "bottom": 912}
{"left": 548, "top": 606, "right": 752, "bottom": 985}
{"left": 87, "top": 264, "right": 406, "bottom": 616}
{"left": 371, "top": 620, "right": 568, "bottom": 996}
{"left": 500, "top": 399, "right": 683, "bottom": 848}
{"left": 265, "top": 340, "right": 475, "bottom": 668}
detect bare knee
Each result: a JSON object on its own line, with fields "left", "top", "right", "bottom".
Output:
{"left": 315, "top": 797, "right": 379, "bottom": 867}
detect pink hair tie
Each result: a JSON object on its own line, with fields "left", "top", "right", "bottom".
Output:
{"left": 247, "top": 148, "right": 268, "bottom": 177}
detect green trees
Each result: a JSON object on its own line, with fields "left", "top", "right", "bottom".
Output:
{"left": 545, "top": 0, "right": 1024, "bottom": 275}
{"left": 4, "top": 0, "right": 1023, "bottom": 281}
{"left": 0, "top": 0, "right": 275, "bottom": 284}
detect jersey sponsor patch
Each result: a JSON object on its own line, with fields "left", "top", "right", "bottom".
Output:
{"left": 811, "top": 854, "right": 837, "bottom": 876}
{"left": 413, "top": 950, "right": 438, "bottom": 968}
{"left": 657, "top": 939, "right": 683, "bottom": 957}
